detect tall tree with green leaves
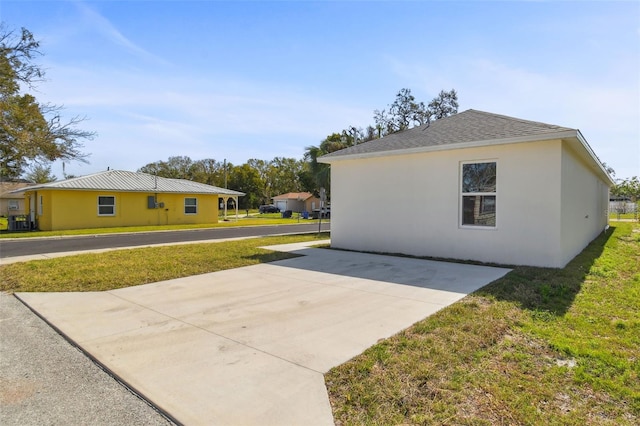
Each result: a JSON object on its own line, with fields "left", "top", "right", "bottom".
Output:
{"left": 612, "top": 176, "right": 640, "bottom": 202}
{"left": 139, "top": 155, "right": 310, "bottom": 208}
{"left": 227, "top": 163, "right": 263, "bottom": 209}
{"left": 191, "top": 158, "right": 225, "bottom": 187}
{"left": 138, "top": 156, "right": 197, "bottom": 180}
{"left": 24, "top": 163, "right": 56, "bottom": 183}
{"left": 268, "top": 157, "right": 305, "bottom": 196}
{"left": 0, "top": 25, "right": 95, "bottom": 180}
{"left": 303, "top": 132, "right": 352, "bottom": 196}
{"left": 246, "top": 158, "right": 271, "bottom": 203}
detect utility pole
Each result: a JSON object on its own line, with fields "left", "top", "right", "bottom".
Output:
{"left": 318, "top": 187, "right": 326, "bottom": 234}
{"left": 223, "top": 159, "right": 227, "bottom": 189}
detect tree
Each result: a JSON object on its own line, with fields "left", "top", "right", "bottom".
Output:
{"left": 428, "top": 89, "right": 459, "bottom": 120}
{"left": 191, "top": 158, "right": 225, "bottom": 187}
{"left": 304, "top": 88, "right": 459, "bottom": 196}
{"left": 227, "top": 164, "right": 263, "bottom": 209}
{"left": 138, "top": 156, "right": 196, "bottom": 180}
{"left": 24, "top": 162, "right": 56, "bottom": 183}
{"left": 244, "top": 157, "right": 306, "bottom": 203}
{"left": 612, "top": 176, "right": 640, "bottom": 202}
{"left": 303, "top": 132, "right": 353, "bottom": 196}
{"left": 374, "top": 88, "right": 429, "bottom": 135}
{"left": 0, "top": 25, "right": 95, "bottom": 180}
{"left": 297, "top": 160, "right": 316, "bottom": 195}
{"left": 246, "top": 158, "right": 271, "bottom": 203}
{"left": 373, "top": 88, "right": 459, "bottom": 137}
{"left": 601, "top": 162, "right": 616, "bottom": 178}
{"left": 363, "top": 125, "right": 378, "bottom": 142}
{"left": 136, "top": 156, "right": 311, "bottom": 209}
{"left": 304, "top": 145, "right": 330, "bottom": 195}
{"left": 268, "top": 157, "right": 305, "bottom": 196}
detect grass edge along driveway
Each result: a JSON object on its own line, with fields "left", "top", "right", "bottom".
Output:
{"left": 326, "top": 222, "right": 639, "bottom": 425}
{"left": 0, "top": 233, "right": 329, "bottom": 293}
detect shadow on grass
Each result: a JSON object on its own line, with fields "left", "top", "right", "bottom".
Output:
{"left": 241, "top": 251, "right": 302, "bottom": 264}
{"left": 476, "top": 227, "right": 616, "bottom": 316}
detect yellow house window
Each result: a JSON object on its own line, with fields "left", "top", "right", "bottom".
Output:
{"left": 184, "top": 197, "right": 197, "bottom": 215}
{"left": 98, "top": 196, "right": 116, "bottom": 216}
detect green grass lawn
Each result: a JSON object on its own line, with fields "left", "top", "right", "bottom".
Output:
{"left": 0, "top": 214, "right": 325, "bottom": 239}
{"left": 326, "top": 222, "right": 639, "bottom": 425}
{"left": 610, "top": 212, "right": 638, "bottom": 220}
{"left": 0, "top": 233, "right": 330, "bottom": 293}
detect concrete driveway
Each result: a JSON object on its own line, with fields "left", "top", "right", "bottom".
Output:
{"left": 16, "top": 242, "right": 510, "bottom": 425}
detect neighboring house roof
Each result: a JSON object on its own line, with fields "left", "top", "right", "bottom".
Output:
{"left": 272, "top": 192, "right": 315, "bottom": 201}
{"left": 319, "top": 109, "right": 614, "bottom": 186}
{"left": 10, "top": 170, "right": 245, "bottom": 196}
{"left": 1, "top": 182, "right": 35, "bottom": 199}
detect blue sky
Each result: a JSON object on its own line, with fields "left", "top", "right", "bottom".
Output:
{"left": 2, "top": 0, "right": 639, "bottom": 180}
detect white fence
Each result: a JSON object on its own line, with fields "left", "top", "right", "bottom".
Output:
{"left": 609, "top": 201, "right": 638, "bottom": 216}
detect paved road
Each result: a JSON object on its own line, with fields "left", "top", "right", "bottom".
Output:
{"left": 0, "top": 223, "right": 330, "bottom": 259}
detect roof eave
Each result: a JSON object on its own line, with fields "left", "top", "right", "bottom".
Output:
{"left": 570, "top": 130, "right": 616, "bottom": 187}
{"left": 9, "top": 186, "right": 41, "bottom": 194}
{"left": 318, "top": 130, "right": 579, "bottom": 164}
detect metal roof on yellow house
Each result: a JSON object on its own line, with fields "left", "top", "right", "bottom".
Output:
{"left": 10, "top": 170, "right": 245, "bottom": 196}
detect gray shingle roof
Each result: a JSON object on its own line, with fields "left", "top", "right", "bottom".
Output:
{"left": 320, "top": 109, "right": 576, "bottom": 160}
{"left": 12, "top": 170, "right": 244, "bottom": 196}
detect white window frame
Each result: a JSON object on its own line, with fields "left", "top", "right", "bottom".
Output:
{"left": 460, "top": 160, "right": 497, "bottom": 228}
{"left": 184, "top": 197, "right": 197, "bottom": 215}
{"left": 8, "top": 200, "right": 19, "bottom": 210}
{"left": 98, "top": 195, "right": 116, "bottom": 216}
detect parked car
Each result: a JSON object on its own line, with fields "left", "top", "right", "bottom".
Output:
{"left": 311, "top": 207, "right": 330, "bottom": 219}
{"left": 259, "top": 205, "right": 280, "bottom": 213}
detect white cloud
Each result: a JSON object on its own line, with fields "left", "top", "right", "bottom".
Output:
{"left": 41, "top": 59, "right": 373, "bottom": 178}
{"left": 72, "top": 1, "right": 168, "bottom": 65}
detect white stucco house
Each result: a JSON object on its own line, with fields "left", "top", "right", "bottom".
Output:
{"left": 319, "top": 110, "right": 614, "bottom": 268}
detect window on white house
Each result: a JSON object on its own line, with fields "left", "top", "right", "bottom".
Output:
{"left": 184, "top": 197, "right": 197, "bottom": 214}
{"left": 98, "top": 196, "right": 116, "bottom": 216}
{"left": 461, "top": 162, "right": 496, "bottom": 227}
{"left": 8, "top": 200, "right": 18, "bottom": 210}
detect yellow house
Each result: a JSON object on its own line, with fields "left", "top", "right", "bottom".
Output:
{"left": 12, "top": 170, "right": 244, "bottom": 231}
